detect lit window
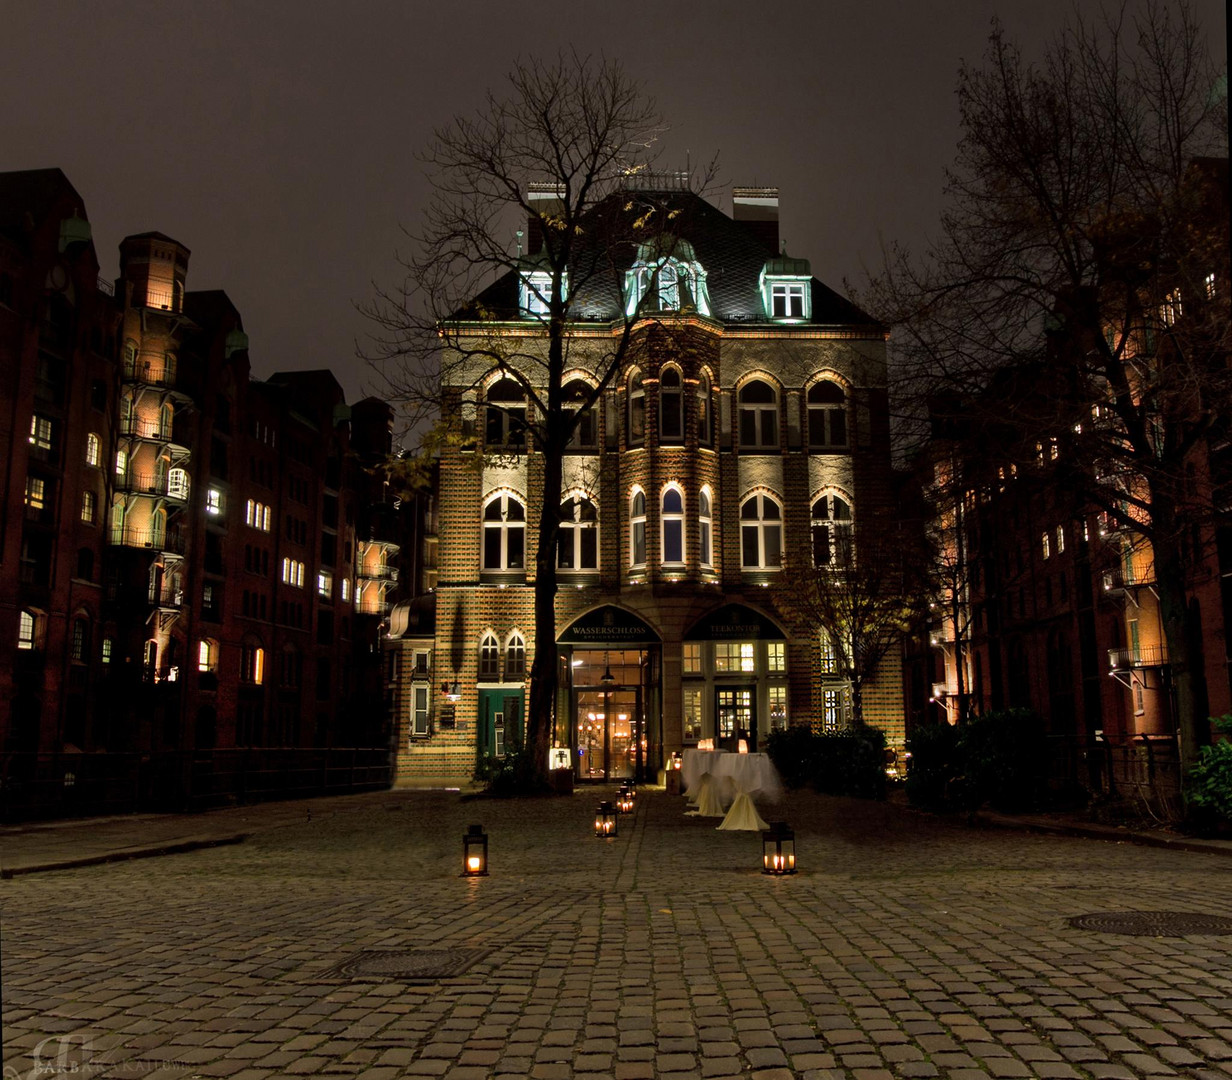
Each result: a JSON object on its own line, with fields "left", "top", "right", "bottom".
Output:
{"left": 741, "top": 494, "right": 783, "bottom": 569}
{"left": 771, "top": 282, "right": 806, "bottom": 318}
{"left": 115, "top": 449, "right": 127, "bottom": 477}
{"left": 206, "top": 488, "right": 222, "bottom": 516}
{"left": 198, "top": 639, "right": 216, "bottom": 672}
{"left": 478, "top": 632, "right": 500, "bottom": 680}
{"left": 767, "top": 642, "right": 786, "bottom": 673}
{"left": 81, "top": 490, "right": 97, "bottom": 524}
{"left": 1206, "top": 272, "right": 1216, "bottom": 300}
{"left": 698, "top": 487, "right": 713, "bottom": 568}
{"left": 520, "top": 269, "right": 564, "bottom": 318}
{"left": 281, "top": 558, "right": 305, "bottom": 587}
{"left": 71, "top": 618, "right": 89, "bottom": 663}
{"left": 1160, "top": 288, "right": 1182, "bottom": 326}
{"left": 682, "top": 642, "right": 702, "bottom": 674}
{"left": 341, "top": 578, "right": 350, "bottom": 602}
{"left": 627, "top": 370, "right": 645, "bottom": 447}
{"left": 661, "top": 486, "right": 684, "bottom": 566}
{"left": 683, "top": 688, "right": 704, "bottom": 742}
{"left": 505, "top": 632, "right": 526, "bottom": 679}
{"left": 630, "top": 488, "right": 647, "bottom": 567}
{"left": 715, "top": 642, "right": 755, "bottom": 673}
{"left": 624, "top": 241, "right": 712, "bottom": 317}
{"left": 102, "top": 637, "right": 113, "bottom": 664}
{"left": 660, "top": 367, "right": 683, "bottom": 443}
{"left": 482, "top": 493, "right": 526, "bottom": 571}
{"left": 768, "top": 684, "right": 788, "bottom": 730}
{"left": 696, "top": 373, "right": 712, "bottom": 446}
{"left": 738, "top": 380, "right": 778, "bottom": 450}
{"left": 1056, "top": 525, "right": 1065, "bottom": 555}
{"left": 1042, "top": 532, "right": 1051, "bottom": 560}
{"left": 25, "top": 476, "right": 46, "bottom": 511}
{"left": 18, "top": 610, "right": 36, "bottom": 650}
{"left": 29, "top": 414, "right": 52, "bottom": 451}
{"left": 245, "top": 499, "right": 270, "bottom": 530}
{"left": 242, "top": 644, "right": 265, "bottom": 685}
{"left": 557, "top": 494, "right": 598, "bottom": 572}
{"left": 85, "top": 433, "right": 100, "bottom": 466}
{"left": 807, "top": 381, "right": 847, "bottom": 449}
{"left": 317, "top": 571, "right": 332, "bottom": 598}
{"left": 811, "top": 494, "right": 853, "bottom": 566}
{"left": 168, "top": 468, "right": 189, "bottom": 501}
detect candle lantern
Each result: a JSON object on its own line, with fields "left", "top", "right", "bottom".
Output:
{"left": 595, "top": 801, "right": 618, "bottom": 837}
{"left": 462, "top": 823, "right": 488, "bottom": 876}
{"left": 617, "top": 786, "right": 634, "bottom": 814}
{"left": 761, "top": 821, "right": 796, "bottom": 875}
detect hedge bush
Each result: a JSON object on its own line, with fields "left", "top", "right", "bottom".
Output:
{"left": 766, "top": 725, "right": 887, "bottom": 800}
{"left": 1185, "top": 715, "right": 1232, "bottom": 834}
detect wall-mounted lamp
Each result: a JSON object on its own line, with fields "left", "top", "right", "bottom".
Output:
{"left": 441, "top": 681, "right": 461, "bottom": 702}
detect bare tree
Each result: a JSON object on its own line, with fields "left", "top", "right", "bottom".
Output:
{"left": 871, "top": 3, "right": 1229, "bottom": 771}
{"left": 364, "top": 53, "right": 713, "bottom": 788}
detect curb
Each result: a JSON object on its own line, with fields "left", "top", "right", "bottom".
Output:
{"left": 0, "top": 832, "right": 249, "bottom": 878}
{"left": 976, "top": 814, "right": 1232, "bottom": 858}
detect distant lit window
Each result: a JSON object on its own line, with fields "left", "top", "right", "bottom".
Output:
{"left": 767, "top": 642, "right": 786, "bottom": 673}
{"left": 245, "top": 499, "right": 270, "bottom": 531}
{"left": 317, "top": 571, "right": 332, "bottom": 598}
{"left": 81, "top": 490, "right": 97, "bottom": 524}
{"left": 714, "top": 642, "right": 755, "bottom": 673}
{"left": 115, "top": 449, "right": 127, "bottom": 477}
{"left": 768, "top": 684, "right": 788, "bottom": 730}
{"left": 682, "top": 642, "right": 701, "bottom": 674}
{"left": 102, "top": 637, "right": 113, "bottom": 664}
{"left": 241, "top": 644, "right": 265, "bottom": 685}
{"left": 1206, "top": 272, "right": 1216, "bottom": 300}
{"left": 198, "top": 639, "right": 216, "bottom": 672}
{"left": 18, "top": 610, "right": 36, "bottom": 651}
{"left": 25, "top": 476, "right": 46, "bottom": 511}
{"left": 168, "top": 468, "right": 189, "bottom": 501}
{"left": 1042, "top": 532, "right": 1051, "bottom": 560}
{"left": 85, "top": 433, "right": 100, "bottom": 466}
{"left": 29, "top": 414, "right": 52, "bottom": 451}
{"left": 1056, "top": 525, "right": 1065, "bottom": 555}
{"left": 206, "top": 487, "right": 222, "bottom": 516}
{"left": 341, "top": 578, "right": 351, "bottom": 602}
{"left": 281, "top": 558, "right": 305, "bottom": 588}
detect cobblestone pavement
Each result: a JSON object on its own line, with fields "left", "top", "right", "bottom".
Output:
{"left": 5, "top": 788, "right": 1232, "bottom": 1080}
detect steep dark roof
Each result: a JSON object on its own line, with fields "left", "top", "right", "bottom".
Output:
{"left": 466, "top": 189, "right": 880, "bottom": 329}
{"left": 0, "top": 168, "right": 85, "bottom": 243}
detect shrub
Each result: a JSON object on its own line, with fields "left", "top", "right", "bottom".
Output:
{"left": 472, "top": 737, "right": 544, "bottom": 796}
{"left": 957, "top": 708, "right": 1048, "bottom": 812}
{"left": 905, "top": 721, "right": 961, "bottom": 810}
{"left": 766, "top": 724, "right": 887, "bottom": 800}
{"left": 1185, "top": 715, "right": 1232, "bottom": 834}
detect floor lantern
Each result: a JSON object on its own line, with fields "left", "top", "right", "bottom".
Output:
{"left": 463, "top": 823, "right": 488, "bottom": 876}
{"left": 761, "top": 821, "right": 796, "bottom": 875}
{"left": 595, "top": 801, "right": 618, "bottom": 837}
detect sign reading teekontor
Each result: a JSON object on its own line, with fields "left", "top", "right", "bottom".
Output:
{"left": 558, "top": 605, "right": 661, "bottom": 644}
{"left": 684, "top": 604, "right": 785, "bottom": 641}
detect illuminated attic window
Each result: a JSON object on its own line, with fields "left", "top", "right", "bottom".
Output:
{"left": 519, "top": 255, "right": 567, "bottom": 319}
{"left": 760, "top": 250, "right": 812, "bottom": 321}
{"left": 624, "top": 238, "right": 711, "bottom": 317}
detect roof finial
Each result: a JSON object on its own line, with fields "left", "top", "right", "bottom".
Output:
{"left": 781, "top": 239, "right": 787, "bottom": 255}
{"left": 516, "top": 229, "right": 524, "bottom": 258}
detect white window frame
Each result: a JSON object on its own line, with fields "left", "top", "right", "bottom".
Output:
{"left": 478, "top": 632, "right": 500, "bottom": 681}
{"left": 768, "top": 280, "right": 808, "bottom": 319}
{"left": 411, "top": 685, "right": 431, "bottom": 737}
{"left": 629, "top": 488, "right": 647, "bottom": 567}
{"left": 659, "top": 366, "right": 684, "bottom": 444}
{"left": 698, "top": 487, "right": 713, "bottom": 568}
{"left": 661, "top": 484, "right": 685, "bottom": 567}
{"left": 558, "top": 494, "right": 598, "bottom": 572}
{"left": 206, "top": 487, "right": 223, "bottom": 516}
{"left": 737, "top": 381, "right": 779, "bottom": 450}
{"left": 740, "top": 493, "right": 783, "bottom": 570}
{"left": 482, "top": 492, "right": 527, "bottom": 572}
{"left": 85, "top": 433, "right": 100, "bottom": 467}
{"left": 811, "top": 492, "right": 853, "bottom": 567}
{"left": 29, "top": 414, "right": 52, "bottom": 451}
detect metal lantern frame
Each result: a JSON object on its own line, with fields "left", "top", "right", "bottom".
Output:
{"left": 761, "top": 821, "right": 796, "bottom": 875}
{"left": 595, "top": 800, "right": 618, "bottom": 837}
{"left": 463, "top": 823, "right": 489, "bottom": 876}
{"left": 616, "top": 785, "right": 635, "bottom": 814}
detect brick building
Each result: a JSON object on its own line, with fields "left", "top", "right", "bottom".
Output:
{"left": 390, "top": 185, "right": 903, "bottom": 787}
{"left": 0, "top": 169, "right": 406, "bottom": 817}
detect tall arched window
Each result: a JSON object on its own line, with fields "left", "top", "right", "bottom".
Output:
{"left": 160, "top": 402, "right": 174, "bottom": 439}
{"left": 660, "top": 367, "right": 683, "bottom": 443}
{"left": 811, "top": 493, "right": 853, "bottom": 566}
{"left": 482, "top": 493, "right": 526, "bottom": 571}
{"left": 740, "top": 494, "right": 783, "bottom": 569}
{"left": 85, "top": 432, "right": 100, "bottom": 467}
{"left": 484, "top": 378, "right": 527, "bottom": 450}
{"left": 627, "top": 370, "right": 645, "bottom": 447}
{"left": 505, "top": 632, "right": 526, "bottom": 680}
{"left": 807, "top": 380, "right": 847, "bottom": 449}
{"left": 198, "top": 639, "right": 216, "bottom": 673}
{"left": 696, "top": 373, "right": 712, "bottom": 446}
{"left": 558, "top": 494, "right": 598, "bottom": 571}
{"left": 478, "top": 632, "right": 500, "bottom": 680}
{"left": 17, "top": 610, "right": 36, "bottom": 651}
{"left": 630, "top": 488, "right": 647, "bottom": 567}
{"left": 661, "top": 485, "right": 685, "bottom": 566}
{"left": 698, "top": 487, "right": 713, "bottom": 567}
{"left": 565, "top": 379, "right": 598, "bottom": 450}
{"left": 738, "top": 380, "right": 778, "bottom": 450}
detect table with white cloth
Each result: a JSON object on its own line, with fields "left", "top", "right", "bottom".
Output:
{"left": 681, "top": 749, "right": 729, "bottom": 817}
{"left": 712, "top": 752, "right": 782, "bottom": 831}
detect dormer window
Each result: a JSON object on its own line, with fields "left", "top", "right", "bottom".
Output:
{"left": 761, "top": 251, "right": 812, "bottom": 321}
{"left": 520, "top": 268, "right": 565, "bottom": 319}
{"left": 624, "top": 239, "right": 711, "bottom": 317}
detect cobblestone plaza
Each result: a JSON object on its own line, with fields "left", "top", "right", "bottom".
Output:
{"left": 4, "top": 789, "right": 1232, "bottom": 1079}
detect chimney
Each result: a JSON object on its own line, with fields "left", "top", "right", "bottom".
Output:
{"left": 526, "top": 183, "right": 566, "bottom": 256}
{"left": 732, "top": 187, "right": 779, "bottom": 257}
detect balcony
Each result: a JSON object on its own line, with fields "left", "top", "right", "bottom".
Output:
{"left": 108, "top": 527, "right": 187, "bottom": 555}
{"left": 359, "top": 565, "right": 399, "bottom": 583}
{"left": 1108, "top": 644, "right": 1169, "bottom": 670}
{"left": 123, "top": 359, "right": 184, "bottom": 392}
{"left": 1101, "top": 567, "right": 1154, "bottom": 594}
{"left": 116, "top": 470, "right": 190, "bottom": 502}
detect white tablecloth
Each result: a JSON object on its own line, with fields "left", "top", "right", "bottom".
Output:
{"left": 710, "top": 752, "right": 783, "bottom": 802}
{"left": 681, "top": 749, "right": 726, "bottom": 798}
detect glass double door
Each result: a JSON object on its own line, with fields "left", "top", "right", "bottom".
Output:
{"left": 576, "top": 689, "right": 641, "bottom": 780}
{"left": 716, "top": 687, "right": 756, "bottom": 752}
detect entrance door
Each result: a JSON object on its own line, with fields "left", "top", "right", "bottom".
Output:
{"left": 575, "top": 689, "right": 640, "bottom": 779}
{"left": 715, "top": 687, "right": 755, "bottom": 752}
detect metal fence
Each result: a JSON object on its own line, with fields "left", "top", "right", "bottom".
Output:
{"left": 1043, "top": 732, "right": 1182, "bottom": 816}
{"left": 0, "top": 747, "right": 393, "bottom": 823}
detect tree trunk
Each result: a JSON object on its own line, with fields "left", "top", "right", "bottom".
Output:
{"left": 523, "top": 444, "right": 563, "bottom": 790}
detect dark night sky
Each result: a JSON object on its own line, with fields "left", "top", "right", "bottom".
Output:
{"left": 4, "top": 1, "right": 1226, "bottom": 404}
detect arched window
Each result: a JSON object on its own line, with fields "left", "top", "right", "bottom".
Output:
{"left": 740, "top": 494, "right": 783, "bottom": 569}
{"left": 630, "top": 488, "right": 647, "bottom": 567}
{"left": 241, "top": 642, "right": 265, "bottom": 685}
{"left": 160, "top": 402, "right": 174, "bottom": 439}
{"left": 661, "top": 485, "right": 685, "bottom": 566}
{"left": 698, "top": 487, "right": 713, "bottom": 567}
{"left": 484, "top": 378, "right": 526, "bottom": 450}
{"left": 558, "top": 494, "right": 598, "bottom": 571}
{"left": 738, "top": 380, "right": 778, "bottom": 450}
{"left": 627, "top": 370, "right": 645, "bottom": 447}
{"left": 18, "top": 610, "right": 37, "bottom": 651}
{"left": 478, "top": 632, "right": 500, "bottom": 680}
{"left": 565, "top": 379, "right": 597, "bottom": 450}
{"left": 660, "top": 367, "right": 683, "bottom": 443}
{"left": 151, "top": 508, "right": 166, "bottom": 547}
{"left": 696, "top": 373, "right": 712, "bottom": 446}
{"left": 167, "top": 467, "right": 189, "bottom": 501}
{"left": 482, "top": 493, "right": 526, "bottom": 571}
{"left": 85, "top": 432, "right": 100, "bottom": 467}
{"left": 505, "top": 632, "right": 526, "bottom": 680}
{"left": 811, "top": 493, "right": 853, "bottom": 566}
{"left": 807, "top": 381, "right": 847, "bottom": 449}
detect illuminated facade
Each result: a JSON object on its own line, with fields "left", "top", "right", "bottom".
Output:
{"left": 391, "top": 185, "right": 904, "bottom": 786}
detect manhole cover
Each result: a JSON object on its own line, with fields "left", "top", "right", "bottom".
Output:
{"left": 1068, "top": 911, "right": 1232, "bottom": 936}
{"left": 324, "top": 948, "right": 489, "bottom": 982}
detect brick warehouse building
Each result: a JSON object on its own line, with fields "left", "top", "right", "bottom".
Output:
{"left": 0, "top": 169, "right": 409, "bottom": 817}
{"left": 389, "top": 185, "right": 903, "bottom": 787}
